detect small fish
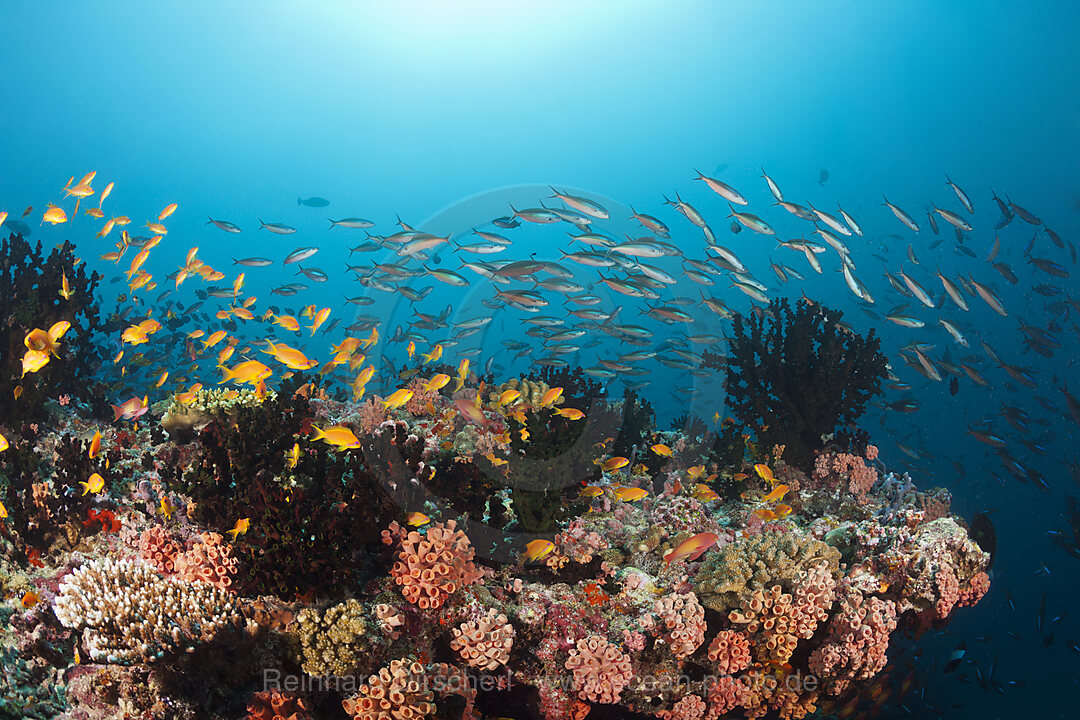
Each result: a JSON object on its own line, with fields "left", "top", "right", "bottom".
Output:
{"left": 554, "top": 407, "right": 584, "bottom": 420}
{"left": 424, "top": 374, "right": 450, "bottom": 392}
{"left": 258, "top": 219, "right": 297, "bottom": 234}
{"left": 651, "top": 443, "right": 673, "bottom": 457}
{"left": 111, "top": 395, "right": 149, "bottom": 421}
{"left": 613, "top": 487, "right": 649, "bottom": 502}
{"left": 664, "top": 532, "right": 719, "bottom": 565}
{"left": 159, "top": 496, "right": 175, "bottom": 518}
{"left": 329, "top": 217, "right": 374, "bottom": 229}
{"left": 0, "top": 432, "right": 8, "bottom": 452}
{"left": 407, "top": 512, "right": 431, "bottom": 526}
{"left": 579, "top": 485, "right": 604, "bottom": 498}
{"left": 207, "top": 217, "right": 242, "bottom": 233}
{"left": 754, "top": 464, "right": 776, "bottom": 483}
{"left": 522, "top": 539, "right": 555, "bottom": 562}
{"left": 601, "top": 457, "right": 630, "bottom": 472}
{"left": 284, "top": 247, "right": 319, "bottom": 264}
{"left": 311, "top": 424, "right": 362, "bottom": 449}
{"left": 762, "top": 484, "right": 788, "bottom": 503}
{"left": 382, "top": 388, "right": 414, "bottom": 409}
{"left": 225, "top": 517, "right": 250, "bottom": 540}
{"left": 88, "top": 430, "right": 102, "bottom": 458}
{"left": 297, "top": 196, "right": 330, "bottom": 207}
{"left": 80, "top": 472, "right": 105, "bottom": 495}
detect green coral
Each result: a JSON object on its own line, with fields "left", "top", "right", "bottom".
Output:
{"left": 0, "top": 644, "right": 67, "bottom": 719}
{"left": 692, "top": 530, "right": 841, "bottom": 612}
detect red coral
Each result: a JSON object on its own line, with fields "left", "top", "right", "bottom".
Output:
{"left": 246, "top": 690, "right": 310, "bottom": 720}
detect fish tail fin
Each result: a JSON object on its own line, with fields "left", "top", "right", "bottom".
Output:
{"left": 328, "top": 219, "right": 336, "bottom": 229}
{"left": 257, "top": 218, "right": 264, "bottom": 229}
{"left": 110, "top": 404, "right": 123, "bottom": 421}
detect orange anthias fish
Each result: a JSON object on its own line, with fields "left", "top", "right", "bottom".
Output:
{"left": 262, "top": 341, "right": 318, "bottom": 371}
{"left": 42, "top": 204, "right": 68, "bottom": 225}
{"left": 686, "top": 465, "right": 706, "bottom": 480}
{"left": 664, "top": 532, "right": 719, "bottom": 565}
{"left": 455, "top": 397, "right": 490, "bottom": 429}
{"left": 754, "top": 508, "right": 778, "bottom": 521}
{"left": 761, "top": 484, "right": 789, "bottom": 504}
{"left": 554, "top": 407, "right": 584, "bottom": 420}
{"left": 225, "top": 517, "right": 250, "bottom": 540}
{"left": 522, "top": 539, "right": 555, "bottom": 562}
{"left": 88, "top": 430, "right": 101, "bottom": 459}
{"left": 601, "top": 456, "right": 630, "bottom": 472}
{"left": 406, "top": 512, "right": 431, "bottom": 527}
{"left": 754, "top": 463, "right": 777, "bottom": 484}
{"left": 651, "top": 443, "right": 673, "bottom": 457}
{"left": 424, "top": 374, "right": 450, "bottom": 392}
{"left": 692, "top": 483, "right": 720, "bottom": 502}
{"left": 773, "top": 503, "right": 793, "bottom": 519}
{"left": 311, "top": 425, "right": 362, "bottom": 450}
{"left": 579, "top": 485, "right": 604, "bottom": 498}
{"left": 539, "top": 386, "right": 563, "bottom": 407}
{"left": 382, "top": 388, "right": 413, "bottom": 409}
{"left": 219, "top": 359, "right": 272, "bottom": 385}
{"left": 111, "top": 395, "right": 149, "bottom": 421}
{"left": 613, "top": 486, "right": 649, "bottom": 502}
{"left": 421, "top": 343, "right": 443, "bottom": 364}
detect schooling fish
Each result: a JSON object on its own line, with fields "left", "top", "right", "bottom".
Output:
{"left": 207, "top": 217, "right": 242, "bottom": 233}
{"left": 297, "top": 196, "right": 329, "bottom": 207}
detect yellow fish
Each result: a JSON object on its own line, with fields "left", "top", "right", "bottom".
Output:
{"left": 225, "top": 517, "right": 250, "bottom": 540}
{"left": 692, "top": 483, "right": 720, "bottom": 502}
{"left": 406, "top": 512, "right": 431, "bottom": 526}
{"left": 522, "top": 539, "right": 555, "bottom": 562}
{"left": 218, "top": 359, "right": 272, "bottom": 386}
{"left": 754, "top": 463, "right": 776, "bottom": 484}
{"left": 554, "top": 407, "right": 584, "bottom": 420}
{"left": 651, "top": 443, "right": 673, "bottom": 457}
{"left": 762, "top": 484, "right": 788, "bottom": 504}
{"left": 80, "top": 472, "right": 105, "bottom": 495}
{"left": 498, "top": 389, "right": 521, "bottom": 407}
{"left": 88, "top": 430, "right": 101, "bottom": 459}
{"left": 613, "top": 486, "right": 649, "bottom": 502}
{"left": 263, "top": 341, "right": 318, "bottom": 370}
{"left": 424, "top": 374, "right": 450, "bottom": 392}
{"left": 773, "top": 503, "right": 793, "bottom": 519}
{"left": 285, "top": 442, "right": 300, "bottom": 469}
{"left": 0, "top": 432, "right": 8, "bottom": 452}
{"left": 421, "top": 343, "right": 443, "bottom": 364}
{"left": 311, "top": 425, "right": 362, "bottom": 449}
{"left": 539, "top": 386, "right": 563, "bottom": 407}
{"left": 382, "top": 388, "right": 414, "bottom": 410}
{"left": 579, "top": 485, "right": 604, "bottom": 498}
{"left": 601, "top": 456, "right": 629, "bottom": 472}
{"left": 686, "top": 465, "right": 705, "bottom": 480}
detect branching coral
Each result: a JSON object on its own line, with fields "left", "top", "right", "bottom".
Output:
{"left": 724, "top": 298, "right": 887, "bottom": 468}
{"left": 53, "top": 558, "right": 249, "bottom": 664}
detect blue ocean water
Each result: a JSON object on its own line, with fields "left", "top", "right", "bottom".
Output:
{"left": 2, "top": 1, "right": 1079, "bottom": 718}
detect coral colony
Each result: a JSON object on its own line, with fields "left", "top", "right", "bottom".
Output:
{"left": 0, "top": 225, "right": 990, "bottom": 720}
